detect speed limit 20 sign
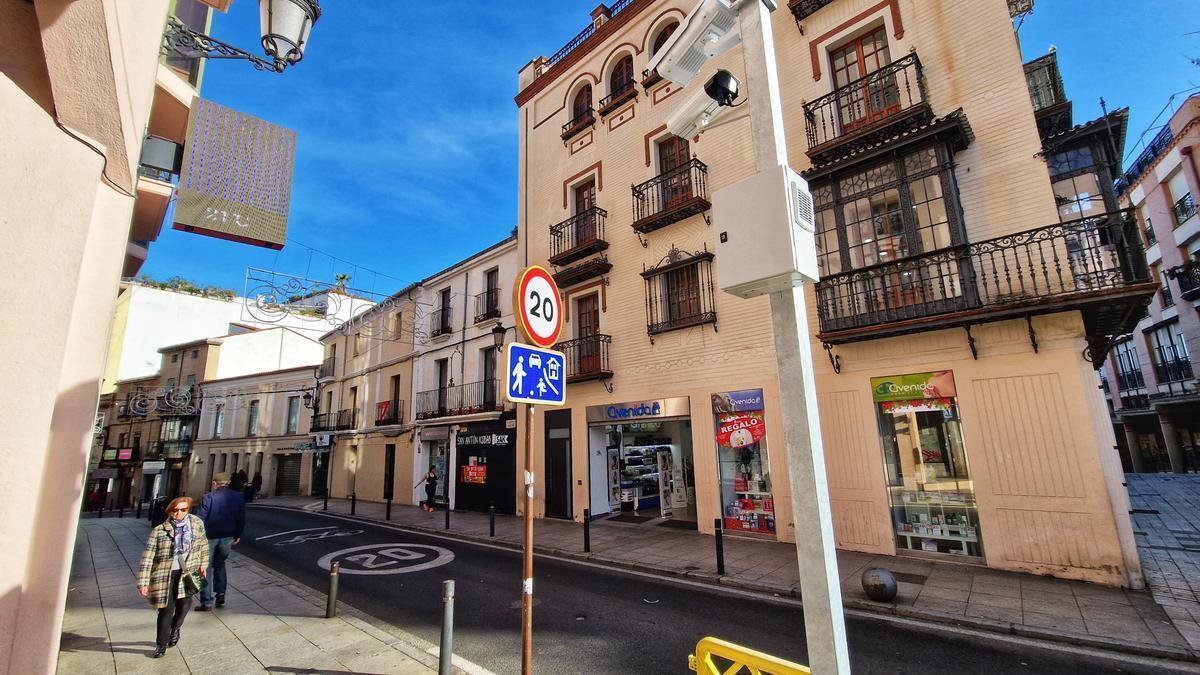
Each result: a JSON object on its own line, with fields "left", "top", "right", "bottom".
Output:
{"left": 513, "top": 265, "right": 563, "bottom": 348}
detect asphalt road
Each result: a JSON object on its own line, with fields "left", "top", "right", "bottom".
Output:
{"left": 238, "top": 505, "right": 1185, "bottom": 675}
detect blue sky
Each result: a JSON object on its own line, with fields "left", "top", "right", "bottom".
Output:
{"left": 141, "top": 1, "right": 1200, "bottom": 297}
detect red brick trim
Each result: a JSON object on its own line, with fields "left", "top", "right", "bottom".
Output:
{"left": 809, "top": 0, "right": 904, "bottom": 81}
{"left": 562, "top": 162, "right": 603, "bottom": 209}
{"left": 644, "top": 124, "right": 668, "bottom": 167}
{"left": 515, "top": 0, "right": 656, "bottom": 107}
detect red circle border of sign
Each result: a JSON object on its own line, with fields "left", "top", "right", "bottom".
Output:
{"left": 514, "top": 265, "right": 563, "bottom": 348}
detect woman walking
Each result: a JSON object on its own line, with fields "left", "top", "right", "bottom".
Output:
{"left": 136, "top": 496, "right": 210, "bottom": 658}
{"left": 418, "top": 466, "right": 439, "bottom": 512}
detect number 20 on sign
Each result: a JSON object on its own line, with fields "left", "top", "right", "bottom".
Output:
{"left": 513, "top": 266, "right": 563, "bottom": 348}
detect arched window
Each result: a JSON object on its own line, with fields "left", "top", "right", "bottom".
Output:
{"left": 611, "top": 55, "right": 634, "bottom": 94}
{"left": 573, "top": 85, "right": 592, "bottom": 120}
{"left": 651, "top": 21, "right": 679, "bottom": 55}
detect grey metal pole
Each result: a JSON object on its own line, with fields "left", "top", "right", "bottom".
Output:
{"left": 325, "top": 562, "right": 339, "bottom": 618}
{"left": 714, "top": 518, "right": 725, "bottom": 575}
{"left": 489, "top": 501, "right": 495, "bottom": 537}
{"left": 439, "top": 580, "right": 455, "bottom": 675}
{"left": 736, "top": 2, "right": 848, "bottom": 671}
{"left": 444, "top": 493, "right": 451, "bottom": 530}
{"left": 351, "top": 492, "right": 356, "bottom": 515}
{"left": 583, "top": 508, "right": 590, "bottom": 553}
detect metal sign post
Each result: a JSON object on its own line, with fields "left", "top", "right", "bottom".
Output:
{"left": 736, "top": 2, "right": 850, "bottom": 672}
{"left": 508, "top": 266, "right": 566, "bottom": 675}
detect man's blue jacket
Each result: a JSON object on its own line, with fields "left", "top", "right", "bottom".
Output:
{"left": 197, "top": 487, "right": 245, "bottom": 539}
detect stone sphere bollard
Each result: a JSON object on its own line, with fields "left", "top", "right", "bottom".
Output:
{"left": 861, "top": 567, "right": 898, "bottom": 602}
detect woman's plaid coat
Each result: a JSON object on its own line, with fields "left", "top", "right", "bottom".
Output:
{"left": 137, "top": 514, "right": 210, "bottom": 609}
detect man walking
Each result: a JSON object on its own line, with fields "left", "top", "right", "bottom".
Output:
{"left": 196, "top": 472, "right": 245, "bottom": 610}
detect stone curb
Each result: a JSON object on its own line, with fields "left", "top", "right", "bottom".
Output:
{"left": 262, "top": 505, "right": 1200, "bottom": 665}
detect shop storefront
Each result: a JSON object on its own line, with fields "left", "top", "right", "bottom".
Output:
{"left": 585, "top": 397, "right": 696, "bottom": 524}
{"left": 418, "top": 425, "right": 450, "bottom": 505}
{"left": 871, "top": 371, "right": 983, "bottom": 560}
{"left": 712, "top": 389, "right": 777, "bottom": 537}
{"left": 454, "top": 412, "right": 517, "bottom": 514}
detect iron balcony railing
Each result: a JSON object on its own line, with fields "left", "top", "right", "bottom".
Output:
{"left": 562, "top": 107, "right": 595, "bottom": 140}
{"left": 312, "top": 409, "right": 356, "bottom": 432}
{"left": 1162, "top": 277, "right": 1176, "bottom": 308}
{"left": 1144, "top": 221, "right": 1157, "bottom": 246}
{"left": 787, "top": 0, "right": 834, "bottom": 21}
{"left": 1153, "top": 348, "right": 1194, "bottom": 384}
{"left": 1023, "top": 53, "right": 1066, "bottom": 113}
{"left": 152, "top": 440, "right": 191, "bottom": 459}
{"left": 642, "top": 249, "right": 718, "bottom": 335}
{"left": 1117, "top": 368, "right": 1146, "bottom": 391}
{"left": 474, "top": 288, "right": 501, "bottom": 323}
{"left": 803, "top": 53, "right": 926, "bottom": 150}
{"left": 815, "top": 210, "right": 1150, "bottom": 334}
{"left": 549, "top": 207, "right": 608, "bottom": 265}
{"left": 375, "top": 399, "right": 405, "bottom": 426}
{"left": 598, "top": 81, "right": 637, "bottom": 115}
{"left": 317, "top": 356, "right": 336, "bottom": 380}
{"left": 1122, "top": 126, "right": 1173, "bottom": 189}
{"left": 415, "top": 379, "right": 502, "bottom": 420}
{"left": 1168, "top": 261, "right": 1200, "bottom": 301}
{"left": 559, "top": 334, "right": 612, "bottom": 382}
{"left": 544, "top": 0, "right": 635, "bottom": 70}
{"left": 1175, "top": 193, "right": 1196, "bottom": 226}
{"left": 632, "top": 159, "right": 710, "bottom": 234}
{"left": 430, "top": 306, "right": 452, "bottom": 337}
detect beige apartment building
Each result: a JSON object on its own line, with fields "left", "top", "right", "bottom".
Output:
{"left": 513, "top": 0, "right": 1154, "bottom": 587}
{"left": 191, "top": 365, "right": 322, "bottom": 497}
{"left": 1, "top": 2, "right": 215, "bottom": 667}
{"left": 315, "top": 236, "right": 520, "bottom": 513}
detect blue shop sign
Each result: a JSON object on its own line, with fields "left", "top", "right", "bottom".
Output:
{"left": 586, "top": 397, "right": 690, "bottom": 424}
{"left": 607, "top": 401, "right": 662, "bottom": 420}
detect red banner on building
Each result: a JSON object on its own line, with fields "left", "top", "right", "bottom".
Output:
{"left": 715, "top": 412, "right": 766, "bottom": 448}
{"left": 461, "top": 465, "right": 487, "bottom": 484}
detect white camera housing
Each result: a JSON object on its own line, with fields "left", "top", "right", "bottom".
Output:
{"left": 647, "top": 0, "right": 740, "bottom": 86}
{"left": 666, "top": 86, "right": 727, "bottom": 140}
{"left": 713, "top": 164, "right": 819, "bottom": 298}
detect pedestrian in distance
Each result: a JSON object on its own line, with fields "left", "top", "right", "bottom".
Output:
{"left": 230, "top": 468, "right": 248, "bottom": 492}
{"left": 251, "top": 471, "right": 263, "bottom": 499}
{"left": 137, "top": 496, "right": 209, "bottom": 658}
{"left": 417, "top": 467, "right": 438, "bottom": 512}
{"left": 195, "top": 472, "right": 245, "bottom": 611}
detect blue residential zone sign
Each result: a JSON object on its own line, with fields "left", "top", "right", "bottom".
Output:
{"left": 505, "top": 342, "right": 566, "bottom": 406}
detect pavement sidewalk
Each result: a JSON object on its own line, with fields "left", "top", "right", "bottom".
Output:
{"left": 257, "top": 492, "right": 1198, "bottom": 664}
{"left": 58, "top": 517, "right": 482, "bottom": 674}
{"left": 1129, "top": 473, "right": 1200, "bottom": 651}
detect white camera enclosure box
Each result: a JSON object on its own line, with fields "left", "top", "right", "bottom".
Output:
{"left": 713, "top": 164, "right": 818, "bottom": 299}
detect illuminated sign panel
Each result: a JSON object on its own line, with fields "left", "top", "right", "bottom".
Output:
{"left": 174, "top": 98, "right": 296, "bottom": 249}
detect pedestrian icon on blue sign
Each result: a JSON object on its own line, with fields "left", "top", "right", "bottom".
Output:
{"left": 505, "top": 343, "right": 566, "bottom": 406}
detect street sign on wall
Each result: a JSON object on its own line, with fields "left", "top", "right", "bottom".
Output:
{"left": 504, "top": 343, "right": 566, "bottom": 406}
{"left": 512, "top": 266, "right": 563, "bottom": 348}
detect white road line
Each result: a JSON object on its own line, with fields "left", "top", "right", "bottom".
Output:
{"left": 254, "top": 525, "right": 336, "bottom": 541}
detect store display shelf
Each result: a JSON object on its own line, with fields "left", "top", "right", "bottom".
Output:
{"left": 735, "top": 490, "right": 773, "bottom": 496}
{"left": 896, "top": 529, "right": 978, "bottom": 543}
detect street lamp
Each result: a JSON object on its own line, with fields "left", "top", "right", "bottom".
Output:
{"left": 163, "top": 0, "right": 322, "bottom": 74}
{"left": 302, "top": 390, "right": 314, "bottom": 409}
{"left": 492, "top": 321, "right": 508, "bottom": 352}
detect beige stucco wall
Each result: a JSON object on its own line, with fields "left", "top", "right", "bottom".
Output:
{"left": 1, "top": 1, "right": 171, "bottom": 670}
{"left": 515, "top": 0, "right": 1138, "bottom": 585}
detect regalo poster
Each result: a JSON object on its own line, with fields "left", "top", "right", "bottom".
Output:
{"left": 173, "top": 98, "right": 296, "bottom": 250}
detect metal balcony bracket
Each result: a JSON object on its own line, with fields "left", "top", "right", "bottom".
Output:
{"left": 636, "top": 230, "right": 649, "bottom": 248}
{"left": 600, "top": 377, "right": 614, "bottom": 394}
{"left": 823, "top": 342, "right": 841, "bottom": 374}
{"left": 1026, "top": 315, "right": 1040, "bottom": 354}
{"left": 964, "top": 325, "right": 979, "bottom": 360}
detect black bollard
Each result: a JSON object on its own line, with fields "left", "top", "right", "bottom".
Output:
{"left": 489, "top": 501, "right": 495, "bottom": 538}
{"left": 386, "top": 498, "right": 392, "bottom": 521}
{"left": 439, "top": 580, "right": 455, "bottom": 675}
{"left": 136, "top": 500, "right": 143, "bottom": 519}
{"left": 584, "top": 508, "right": 591, "bottom": 553}
{"left": 325, "top": 562, "right": 340, "bottom": 618}
{"left": 98, "top": 506, "right": 103, "bottom": 519}
{"left": 323, "top": 490, "right": 328, "bottom": 512}
{"left": 119, "top": 505, "right": 125, "bottom": 519}
{"left": 444, "top": 497, "right": 450, "bottom": 530}
{"left": 350, "top": 492, "right": 356, "bottom": 515}
{"left": 714, "top": 518, "right": 725, "bottom": 576}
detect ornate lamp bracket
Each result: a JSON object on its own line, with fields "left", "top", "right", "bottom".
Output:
{"left": 163, "top": 17, "right": 285, "bottom": 73}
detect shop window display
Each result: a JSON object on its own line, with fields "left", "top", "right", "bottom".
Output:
{"left": 872, "top": 371, "right": 982, "bottom": 558}
{"left": 595, "top": 420, "right": 696, "bottom": 521}
{"left": 712, "top": 389, "right": 775, "bottom": 535}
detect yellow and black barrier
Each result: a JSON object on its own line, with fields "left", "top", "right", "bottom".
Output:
{"left": 688, "top": 636, "right": 811, "bottom": 675}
